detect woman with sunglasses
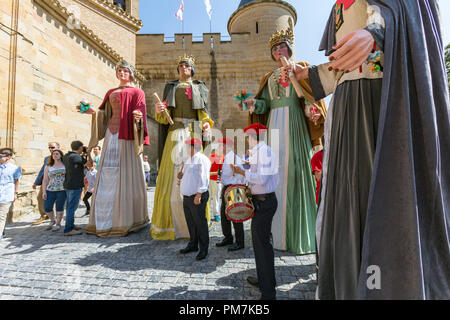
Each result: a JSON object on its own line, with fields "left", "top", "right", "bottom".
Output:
{"left": 42, "top": 150, "right": 66, "bottom": 232}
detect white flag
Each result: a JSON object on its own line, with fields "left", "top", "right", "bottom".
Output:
{"left": 175, "top": 0, "right": 184, "bottom": 21}
{"left": 204, "top": 0, "right": 212, "bottom": 20}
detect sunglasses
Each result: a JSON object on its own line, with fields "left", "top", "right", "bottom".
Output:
{"left": 49, "top": 146, "right": 56, "bottom": 149}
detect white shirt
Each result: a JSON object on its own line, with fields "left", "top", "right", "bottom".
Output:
{"left": 85, "top": 169, "right": 97, "bottom": 192}
{"left": 142, "top": 161, "right": 150, "bottom": 172}
{"left": 245, "top": 142, "right": 279, "bottom": 195}
{"left": 221, "top": 151, "right": 246, "bottom": 186}
{"left": 180, "top": 152, "right": 211, "bottom": 196}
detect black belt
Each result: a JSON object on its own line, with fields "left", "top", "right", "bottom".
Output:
{"left": 252, "top": 192, "right": 276, "bottom": 202}
{"left": 184, "top": 191, "right": 208, "bottom": 198}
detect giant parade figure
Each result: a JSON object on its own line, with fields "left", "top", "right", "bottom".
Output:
{"left": 151, "top": 55, "right": 214, "bottom": 240}
{"left": 285, "top": 0, "right": 450, "bottom": 300}
{"left": 241, "top": 29, "right": 327, "bottom": 255}
{"left": 82, "top": 61, "right": 150, "bottom": 237}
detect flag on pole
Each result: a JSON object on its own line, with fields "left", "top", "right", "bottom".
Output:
{"left": 175, "top": 0, "right": 184, "bottom": 21}
{"left": 204, "top": 0, "right": 212, "bottom": 20}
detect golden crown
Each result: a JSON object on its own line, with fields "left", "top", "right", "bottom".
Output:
{"left": 178, "top": 54, "right": 196, "bottom": 66}
{"left": 268, "top": 29, "right": 294, "bottom": 48}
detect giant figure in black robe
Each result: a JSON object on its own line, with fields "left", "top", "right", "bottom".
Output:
{"left": 309, "top": 0, "right": 449, "bottom": 300}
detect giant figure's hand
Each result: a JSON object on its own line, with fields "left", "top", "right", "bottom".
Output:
{"left": 202, "top": 122, "right": 211, "bottom": 136}
{"left": 328, "top": 29, "right": 374, "bottom": 73}
{"left": 155, "top": 102, "right": 166, "bottom": 114}
{"left": 133, "top": 110, "right": 143, "bottom": 122}
{"left": 77, "top": 105, "right": 96, "bottom": 115}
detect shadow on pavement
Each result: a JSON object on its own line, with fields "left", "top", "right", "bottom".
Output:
{"left": 146, "top": 265, "right": 317, "bottom": 300}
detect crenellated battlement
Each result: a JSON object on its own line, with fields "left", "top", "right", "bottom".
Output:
{"left": 137, "top": 32, "right": 250, "bottom": 52}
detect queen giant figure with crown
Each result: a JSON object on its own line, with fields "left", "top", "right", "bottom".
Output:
{"left": 240, "top": 29, "right": 327, "bottom": 255}
{"left": 151, "top": 54, "right": 214, "bottom": 240}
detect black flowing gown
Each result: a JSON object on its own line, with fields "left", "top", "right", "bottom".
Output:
{"left": 310, "top": 0, "right": 449, "bottom": 300}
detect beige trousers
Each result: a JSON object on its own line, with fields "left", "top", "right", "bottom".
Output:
{"left": 0, "top": 202, "right": 12, "bottom": 236}
{"left": 37, "top": 187, "right": 47, "bottom": 217}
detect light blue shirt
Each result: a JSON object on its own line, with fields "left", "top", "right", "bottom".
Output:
{"left": 221, "top": 151, "right": 246, "bottom": 186}
{"left": 0, "top": 162, "right": 22, "bottom": 203}
{"left": 245, "top": 142, "right": 279, "bottom": 195}
{"left": 180, "top": 152, "right": 211, "bottom": 196}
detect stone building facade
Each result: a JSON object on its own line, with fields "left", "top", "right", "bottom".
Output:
{"left": 1, "top": 0, "right": 296, "bottom": 220}
{"left": 1, "top": 0, "right": 143, "bottom": 220}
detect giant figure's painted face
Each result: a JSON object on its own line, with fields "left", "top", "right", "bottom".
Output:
{"left": 271, "top": 42, "right": 292, "bottom": 62}
{"left": 116, "top": 67, "right": 132, "bottom": 82}
{"left": 178, "top": 62, "right": 194, "bottom": 78}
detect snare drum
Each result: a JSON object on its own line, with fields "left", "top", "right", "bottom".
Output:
{"left": 224, "top": 184, "right": 254, "bottom": 223}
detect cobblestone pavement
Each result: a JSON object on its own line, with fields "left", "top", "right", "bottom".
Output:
{"left": 0, "top": 188, "right": 317, "bottom": 300}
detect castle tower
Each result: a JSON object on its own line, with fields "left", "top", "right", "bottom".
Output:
{"left": 228, "top": 0, "right": 297, "bottom": 78}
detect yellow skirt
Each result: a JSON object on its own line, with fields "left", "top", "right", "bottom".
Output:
{"left": 150, "top": 128, "right": 210, "bottom": 240}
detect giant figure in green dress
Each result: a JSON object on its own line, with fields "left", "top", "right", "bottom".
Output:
{"left": 242, "top": 29, "right": 327, "bottom": 255}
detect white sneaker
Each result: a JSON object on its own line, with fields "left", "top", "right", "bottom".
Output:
{"left": 52, "top": 224, "right": 61, "bottom": 232}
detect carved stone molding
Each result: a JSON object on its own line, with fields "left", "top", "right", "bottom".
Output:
{"left": 33, "top": 0, "right": 146, "bottom": 83}
{"left": 78, "top": 0, "right": 143, "bottom": 31}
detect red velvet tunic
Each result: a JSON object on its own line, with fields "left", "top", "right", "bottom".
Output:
{"left": 98, "top": 86, "right": 150, "bottom": 145}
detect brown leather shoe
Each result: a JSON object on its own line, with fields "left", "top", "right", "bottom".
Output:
{"left": 32, "top": 216, "right": 49, "bottom": 225}
{"left": 64, "top": 229, "right": 83, "bottom": 236}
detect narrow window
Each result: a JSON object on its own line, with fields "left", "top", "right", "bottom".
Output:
{"left": 256, "top": 22, "right": 259, "bottom": 34}
{"left": 113, "top": 0, "right": 126, "bottom": 11}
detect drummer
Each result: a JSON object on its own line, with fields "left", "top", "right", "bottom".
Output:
{"left": 231, "top": 123, "right": 279, "bottom": 300}
{"left": 215, "top": 138, "right": 246, "bottom": 252}
{"left": 179, "top": 138, "right": 211, "bottom": 261}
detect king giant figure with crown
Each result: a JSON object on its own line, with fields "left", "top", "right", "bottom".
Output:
{"left": 151, "top": 54, "right": 214, "bottom": 241}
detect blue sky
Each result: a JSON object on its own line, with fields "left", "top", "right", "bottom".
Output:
{"left": 139, "top": 0, "right": 450, "bottom": 66}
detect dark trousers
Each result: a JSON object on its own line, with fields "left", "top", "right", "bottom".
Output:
{"left": 220, "top": 185, "right": 244, "bottom": 246}
{"left": 251, "top": 194, "right": 278, "bottom": 300}
{"left": 183, "top": 191, "right": 210, "bottom": 254}
{"left": 83, "top": 192, "right": 92, "bottom": 212}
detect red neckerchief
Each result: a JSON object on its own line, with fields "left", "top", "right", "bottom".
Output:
{"left": 336, "top": 0, "right": 355, "bottom": 10}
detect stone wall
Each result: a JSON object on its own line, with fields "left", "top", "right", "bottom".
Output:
{"left": 57, "top": 0, "right": 140, "bottom": 64}
{"left": 136, "top": 1, "right": 296, "bottom": 169}
{"left": 136, "top": 32, "right": 263, "bottom": 169}
{"left": 0, "top": 0, "right": 139, "bottom": 220}
{"left": 0, "top": 1, "right": 12, "bottom": 149}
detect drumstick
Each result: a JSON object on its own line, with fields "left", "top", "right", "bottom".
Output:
{"left": 177, "top": 163, "right": 184, "bottom": 186}
{"left": 152, "top": 92, "right": 174, "bottom": 125}
{"left": 281, "top": 57, "right": 304, "bottom": 99}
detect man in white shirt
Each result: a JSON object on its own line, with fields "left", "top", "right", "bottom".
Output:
{"left": 0, "top": 148, "right": 22, "bottom": 241}
{"left": 179, "top": 138, "right": 211, "bottom": 261}
{"left": 216, "top": 138, "right": 246, "bottom": 252}
{"left": 231, "top": 123, "right": 279, "bottom": 300}
{"left": 142, "top": 155, "right": 151, "bottom": 189}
